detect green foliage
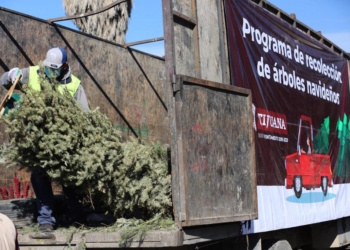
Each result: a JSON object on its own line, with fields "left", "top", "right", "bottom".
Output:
{"left": 0, "top": 68, "right": 172, "bottom": 221}
{"left": 104, "top": 138, "right": 172, "bottom": 219}
{"left": 117, "top": 213, "right": 175, "bottom": 247}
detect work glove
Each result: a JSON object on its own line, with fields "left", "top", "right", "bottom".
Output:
{"left": 7, "top": 67, "right": 22, "bottom": 84}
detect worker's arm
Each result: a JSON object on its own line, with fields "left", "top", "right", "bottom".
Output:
{"left": 0, "top": 67, "right": 30, "bottom": 90}
{"left": 74, "top": 84, "right": 90, "bottom": 111}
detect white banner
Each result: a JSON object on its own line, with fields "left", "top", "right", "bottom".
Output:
{"left": 243, "top": 183, "right": 350, "bottom": 233}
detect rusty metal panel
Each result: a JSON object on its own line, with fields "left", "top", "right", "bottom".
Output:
{"left": 174, "top": 75, "right": 257, "bottom": 227}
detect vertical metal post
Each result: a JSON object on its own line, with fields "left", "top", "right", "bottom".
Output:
{"left": 162, "top": 0, "right": 182, "bottom": 228}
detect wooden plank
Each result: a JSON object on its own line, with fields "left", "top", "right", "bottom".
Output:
{"left": 191, "top": 0, "right": 201, "bottom": 79}
{"left": 18, "top": 230, "right": 183, "bottom": 248}
{"left": 172, "top": 10, "right": 197, "bottom": 26}
{"left": 19, "top": 232, "right": 83, "bottom": 245}
{"left": 196, "top": 0, "right": 224, "bottom": 83}
{"left": 174, "top": 75, "right": 257, "bottom": 227}
{"left": 85, "top": 230, "right": 183, "bottom": 247}
{"left": 180, "top": 214, "right": 257, "bottom": 227}
{"left": 162, "top": 0, "right": 181, "bottom": 229}
{"left": 178, "top": 75, "right": 250, "bottom": 95}
{"left": 20, "top": 247, "right": 72, "bottom": 250}
{"left": 172, "top": 0, "right": 192, "bottom": 17}
{"left": 173, "top": 19, "right": 196, "bottom": 77}
{"left": 171, "top": 0, "right": 198, "bottom": 78}
{"left": 170, "top": 0, "right": 229, "bottom": 84}
{"left": 174, "top": 76, "right": 188, "bottom": 225}
{"left": 216, "top": 0, "right": 230, "bottom": 85}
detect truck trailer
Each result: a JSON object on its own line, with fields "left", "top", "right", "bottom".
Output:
{"left": 0, "top": 0, "right": 349, "bottom": 249}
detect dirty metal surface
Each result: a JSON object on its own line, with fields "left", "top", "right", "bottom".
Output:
{"left": 174, "top": 75, "right": 257, "bottom": 227}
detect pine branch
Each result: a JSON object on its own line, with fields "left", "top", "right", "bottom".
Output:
{"left": 0, "top": 67, "right": 172, "bottom": 220}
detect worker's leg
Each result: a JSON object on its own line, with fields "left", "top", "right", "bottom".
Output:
{"left": 62, "top": 186, "right": 85, "bottom": 224}
{"left": 30, "top": 169, "right": 56, "bottom": 226}
{"left": 62, "top": 187, "right": 116, "bottom": 226}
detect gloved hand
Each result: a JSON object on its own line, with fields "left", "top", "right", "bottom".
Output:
{"left": 8, "top": 67, "right": 22, "bottom": 84}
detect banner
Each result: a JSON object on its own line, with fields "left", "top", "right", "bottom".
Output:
{"left": 225, "top": 0, "right": 350, "bottom": 232}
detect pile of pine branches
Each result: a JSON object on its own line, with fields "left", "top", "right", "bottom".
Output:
{"left": 0, "top": 68, "right": 172, "bottom": 220}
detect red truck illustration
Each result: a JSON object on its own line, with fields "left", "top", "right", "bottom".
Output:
{"left": 285, "top": 115, "right": 332, "bottom": 198}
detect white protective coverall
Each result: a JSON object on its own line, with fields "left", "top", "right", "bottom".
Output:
{"left": 0, "top": 213, "right": 17, "bottom": 250}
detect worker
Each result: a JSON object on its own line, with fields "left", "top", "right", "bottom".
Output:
{"left": 0, "top": 47, "right": 89, "bottom": 232}
{"left": 0, "top": 213, "right": 19, "bottom": 249}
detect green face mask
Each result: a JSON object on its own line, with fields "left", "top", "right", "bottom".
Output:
{"left": 44, "top": 66, "right": 61, "bottom": 78}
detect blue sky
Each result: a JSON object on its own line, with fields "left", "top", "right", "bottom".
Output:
{"left": 1, "top": 0, "right": 349, "bottom": 56}
{"left": 268, "top": 0, "right": 350, "bottom": 53}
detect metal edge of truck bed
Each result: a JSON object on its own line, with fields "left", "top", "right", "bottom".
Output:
{"left": 18, "top": 229, "right": 183, "bottom": 249}
{"left": 17, "top": 222, "right": 241, "bottom": 248}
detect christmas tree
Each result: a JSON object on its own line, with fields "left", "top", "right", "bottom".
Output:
{"left": 0, "top": 67, "right": 172, "bottom": 220}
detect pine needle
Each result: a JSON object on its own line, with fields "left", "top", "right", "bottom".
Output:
{"left": 0, "top": 66, "right": 172, "bottom": 222}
